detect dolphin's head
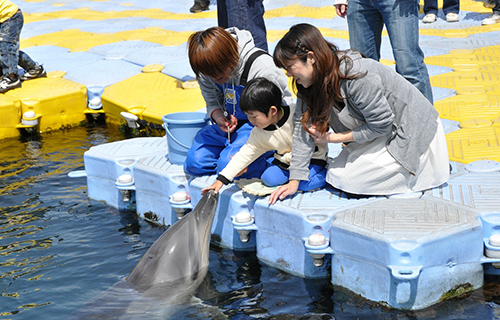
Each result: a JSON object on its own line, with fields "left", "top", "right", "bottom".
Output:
{"left": 126, "top": 191, "right": 218, "bottom": 296}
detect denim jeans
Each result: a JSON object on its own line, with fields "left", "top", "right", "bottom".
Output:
{"left": 346, "top": 0, "right": 433, "bottom": 103}
{"left": 0, "top": 10, "right": 37, "bottom": 76}
{"left": 217, "top": 0, "right": 268, "bottom": 52}
{"left": 423, "top": 0, "right": 459, "bottom": 15}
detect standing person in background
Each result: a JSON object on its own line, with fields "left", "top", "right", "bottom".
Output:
{"left": 0, "top": 0, "right": 46, "bottom": 94}
{"left": 422, "top": 0, "right": 460, "bottom": 23}
{"left": 482, "top": 0, "right": 500, "bottom": 25}
{"left": 269, "top": 23, "right": 449, "bottom": 204}
{"left": 184, "top": 27, "right": 292, "bottom": 178}
{"left": 217, "top": 0, "right": 268, "bottom": 52}
{"left": 333, "top": 0, "right": 434, "bottom": 103}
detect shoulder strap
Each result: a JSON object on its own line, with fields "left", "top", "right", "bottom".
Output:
{"left": 240, "top": 50, "right": 270, "bottom": 86}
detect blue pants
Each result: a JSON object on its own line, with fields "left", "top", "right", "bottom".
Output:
{"left": 261, "top": 159, "right": 327, "bottom": 192}
{"left": 424, "top": 0, "right": 459, "bottom": 15}
{"left": 184, "top": 122, "right": 272, "bottom": 178}
{"left": 0, "top": 10, "right": 38, "bottom": 75}
{"left": 217, "top": 0, "right": 268, "bottom": 52}
{"left": 346, "top": 0, "right": 433, "bottom": 103}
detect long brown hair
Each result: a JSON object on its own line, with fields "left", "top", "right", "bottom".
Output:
{"left": 273, "top": 23, "right": 359, "bottom": 134}
{"left": 188, "top": 27, "right": 239, "bottom": 79}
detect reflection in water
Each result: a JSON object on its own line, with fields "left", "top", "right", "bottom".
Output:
{"left": 1, "top": 126, "right": 500, "bottom": 319}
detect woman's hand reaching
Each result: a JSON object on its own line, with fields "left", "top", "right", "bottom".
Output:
{"left": 309, "top": 125, "right": 354, "bottom": 144}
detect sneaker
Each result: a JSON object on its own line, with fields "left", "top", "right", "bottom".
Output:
{"left": 422, "top": 13, "right": 437, "bottom": 23}
{"left": 20, "top": 65, "right": 47, "bottom": 81}
{"left": 484, "top": 0, "right": 495, "bottom": 8}
{"left": 0, "top": 75, "right": 21, "bottom": 93}
{"left": 446, "top": 12, "right": 459, "bottom": 22}
{"left": 189, "top": 1, "right": 209, "bottom": 13}
{"left": 482, "top": 13, "right": 500, "bottom": 25}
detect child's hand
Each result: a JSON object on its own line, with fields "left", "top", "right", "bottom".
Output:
{"left": 201, "top": 180, "right": 224, "bottom": 195}
{"left": 268, "top": 180, "right": 299, "bottom": 205}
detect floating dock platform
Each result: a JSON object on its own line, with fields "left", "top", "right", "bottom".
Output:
{"left": 3, "top": 0, "right": 500, "bottom": 311}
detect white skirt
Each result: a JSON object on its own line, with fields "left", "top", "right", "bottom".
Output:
{"left": 326, "top": 117, "right": 450, "bottom": 195}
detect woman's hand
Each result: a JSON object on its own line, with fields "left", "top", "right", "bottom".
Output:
{"left": 334, "top": 4, "right": 347, "bottom": 18}
{"left": 268, "top": 180, "right": 299, "bottom": 205}
{"left": 309, "top": 125, "right": 354, "bottom": 144}
{"left": 201, "top": 180, "right": 224, "bottom": 195}
{"left": 215, "top": 114, "right": 238, "bottom": 133}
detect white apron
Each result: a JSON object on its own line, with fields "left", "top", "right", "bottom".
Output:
{"left": 326, "top": 107, "right": 450, "bottom": 195}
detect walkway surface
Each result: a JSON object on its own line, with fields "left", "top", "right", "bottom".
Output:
{"left": 0, "top": 0, "right": 498, "bottom": 166}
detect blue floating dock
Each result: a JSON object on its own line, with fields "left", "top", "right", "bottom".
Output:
{"left": 75, "top": 136, "right": 500, "bottom": 310}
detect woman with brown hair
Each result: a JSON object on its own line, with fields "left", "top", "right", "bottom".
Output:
{"left": 185, "top": 26, "right": 292, "bottom": 178}
{"left": 269, "top": 23, "right": 449, "bottom": 204}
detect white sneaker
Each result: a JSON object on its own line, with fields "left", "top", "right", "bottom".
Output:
{"left": 423, "top": 13, "right": 437, "bottom": 23}
{"left": 482, "top": 13, "right": 500, "bottom": 25}
{"left": 446, "top": 12, "right": 459, "bottom": 22}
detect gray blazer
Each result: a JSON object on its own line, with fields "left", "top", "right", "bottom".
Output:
{"left": 290, "top": 51, "right": 438, "bottom": 181}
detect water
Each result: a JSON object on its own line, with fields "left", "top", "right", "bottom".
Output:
{"left": 1, "top": 126, "right": 500, "bottom": 320}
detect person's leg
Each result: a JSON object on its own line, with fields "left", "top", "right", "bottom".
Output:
{"left": 494, "top": 0, "right": 500, "bottom": 14}
{"left": 423, "top": 0, "right": 438, "bottom": 15}
{"left": 217, "top": 0, "right": 228, "bottom": 28}
{"left": 443, "top": 0, "right": 460, "bottom": 15}
{"left": 247, "top": 0, "right": 268, "bottom": 52}
{"left": 225, "top": 0, "right": 268, "bottom": 52}
{"left": 0, "top": 11, "right": 22, "bottom": 76}
{"left": 18, "top": 50, "right": 37, "bottom": 71}
{"left": 184, "top": 125, "right": 227, "bottom": 176}
{"left": 297, "top": 164, "right": 327, "bottom": 191}
{"left": 346, "top": 0, "right": 384, "bottom": 61}
{"left": 379, "top": 0, "right": 434, "bottom": 103}
{"left": 261, "top": 161, "right": 289, "bottom": 187}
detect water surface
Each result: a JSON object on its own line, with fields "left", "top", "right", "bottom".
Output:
{"left": 1, "top": 126, "right": 500, "bottom": 319}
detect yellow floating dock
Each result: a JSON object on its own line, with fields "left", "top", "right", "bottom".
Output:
{"left": 0, "top": 0, "right": 499, "bottom": 166}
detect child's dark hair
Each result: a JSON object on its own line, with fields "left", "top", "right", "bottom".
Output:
{"left": 240, "top": 77, "right": 282, "bottom": 115}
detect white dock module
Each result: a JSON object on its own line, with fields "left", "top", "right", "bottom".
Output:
{"left": 189, "top": 175, "right": 259, "bottom": 251}
{"left": 253, "top": 188, "right": 379, "bottom": 279}
{"left": 83, "top": 137, "right": 167, "bottom": 209}
{"left": 133, "top": 153, "right": 192, "bottom": 226}
{"left": 424, "top": 160, "right": 500, "bottom": 275}
{"left": 330, "top": 197, "right": 483, "bottom": 310}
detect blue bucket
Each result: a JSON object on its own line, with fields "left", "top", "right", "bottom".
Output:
{"left": 162, "top": 112, "right": 209, "bottom": 165}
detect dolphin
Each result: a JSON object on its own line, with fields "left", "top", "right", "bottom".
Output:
{"left": 69, "top": 190, "right": 219, "bottom": 319}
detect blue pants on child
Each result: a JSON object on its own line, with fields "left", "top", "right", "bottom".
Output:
{"left": 261, "top": 158, "right": 327, "bottom": 191}
{"left": 184, "top": 122, "right": 272, "bottom": 179}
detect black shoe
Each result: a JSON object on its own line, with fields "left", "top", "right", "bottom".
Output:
{"left": 0, "top": 74, "right": 21, "bottom": 93}
{"left": 20, "top": 65, "right": 47, "bottom": 81}
{"left": 190, "top": 1, "right": 209, "bottom": 13}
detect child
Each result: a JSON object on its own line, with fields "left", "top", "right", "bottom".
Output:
{"left": 201, "top": 77, "right": 328, "bottom": 195}
{"left": 0, "top": 0, "right": 46, "bottom": 94}
{"left": 184, "top": 27, "right": 292, "bottom": 179}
